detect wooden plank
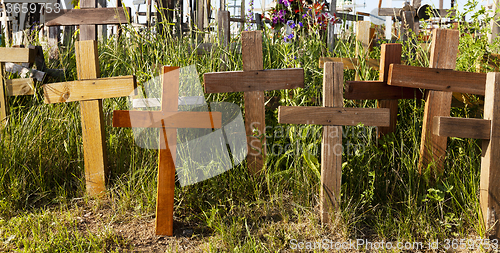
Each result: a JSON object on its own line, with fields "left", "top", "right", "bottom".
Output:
{"left": 318, "top": 57, "right": 380, "bottom": 70}
{"left": 156, "top": 66, "right": 179, "bottom": 236}
{"left": 345, "top": 81, "right": 422, "bottom": 100}
{"left": 377, "top": 43, "right": 402, "bottom": 137}
{"left": 75, "top": 40, "right": 107, "bottom": 196}
{"left": 388, "top": 64, "right": 486, "bottom": 95}
{"left": 242, "top": 31, "right": 265, "bottom": 175}
{"left": 480, "top": 72, "right": 500, "bottom": 238}
{"left": 112, "top": 111, "right": 222, "bottom": 128}
{"left": 320, "top": 62, "right": 343, "bottom": 224}
{"left": 5, "top": 78, "right": 34, "bottom": 96}
{"left": 355, "top": 21, "right": 371, "bottom": 81}
{"left": 45, "top": 7, "right": 131, "bottom": 26}
{"left": 278, "top": 107, "right": 391, "bottom": 127}
{"left": 0, "top": 48, "right": 35, "bottom": 63}
{"left": 433, "top": 116, "right": 491, "bottom": 139}
{"left": 203, "top": 68, "right": 304, "bottom": 93}
{"left": 43, "top": 76, "right": 137, "bottom": 103}
{"left": 418, "top": 29, "right": 458, "bottom": 174}
{"left": 0, "top": 63, "right": 7, "bottom": 126}
{"left": 379, "top": 7, "right": 455, "bottom": 17}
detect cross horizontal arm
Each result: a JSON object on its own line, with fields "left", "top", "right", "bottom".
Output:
{"left": 0, "top": 48, "right": 35, "bottom": 63}
{"left": 6, "top": 78, "right": 34, "bottom": 96}
{"left": 203, "top": 68, "right": 304, "bottom": 93}
{"left": 345, "top": 81, "right": 423, "bottom": 100}
{"left": 43, "top": 75, "right": 137, "bottom": 104}
{"left": 378, "top": 8, "right": 455, "bottom": 17}
{"left": 113, "top": 111, "right": 223, "bottom": 129}
{"left": 45, "top": 7, "right": 131, "bottom": 26}
{"left": 319, "top": 57, "right": 380, "bottom": 70}
{"left": 278, "top": 106, "right": 390, "bottom": 127}
{"left": 433, "top": 116, "right": 491, "bottom": 139}
{"left": 388, "top": 64, "right": 486, "bottom": 95}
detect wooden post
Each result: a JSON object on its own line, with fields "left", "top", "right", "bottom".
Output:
{"left": 218, "top": 10, "right": 230, "bottom": 48}
{"left": 355, "top": 21, "right": 371, "bottom": 81}
{"left": 45, "top": 6, "right": 131, "bottom": 195}
{"left": 204, "top": 31, "right": 305, "bottom": 175}
{"left": 0, "top": 48, "right": 35, "bottom": 125}
{"left": 490, "top": 0, "right": 500, "bottom": 44}
{"left": 113, "top": 66, "right": 222, "bottom": 236}
{"left": 278, "top": 62, "right": 391, "bottom": 223}
{"left": 327, "top": 0, "right": 337, "bottom": 52}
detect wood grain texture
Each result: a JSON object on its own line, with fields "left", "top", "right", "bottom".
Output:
{"left": 242, "top": 31, "right": 265, "bottom": 174}
{"left": 80, "top": 0, "right": 97, "bottom": 41}
{"left": 0, "top": 63, "right": 7, "bottom": 126}
{"left": 278, "top": 107, "right": 391, "bottom": 127}
{"left": 320, "top": 62, "right": 343, "bottom": 224}
{"left": 418, "top": 29, "right": 458, "bottom": 174}
{"left": 318, "top": 57, "right": 380, "bottom": 70}
{"left": 155, "top": 66, "right": 179, "bottom": 236}
{"left": 43, "top": 76, "right": 136, "bottom": 103}
{"left": 355, "top": 21, "right": 371, "bottom": 81}
{"left": 76, "top": 40, "right": 107, "bottom": 196}
{"left": 112, "top": 111, "right": 222, "bottom": 128}
{"left": 203, "top": 69, "right": 304, "bottom": 93}
{"left": 0, "top": 48, "right": 35, "bottom": 63}
{"left": 377, "top": 43, "right": 402, "bottom": 137}
{"left": 480, "top": 72, "right": 500, "bottom": 239}
{"left": 433, "top": 116, "right": 491, "bottom": 139}
{"left": 388, "top": 64, "right": 486, "bottom": 95}
{"left": 45, "top": 7, "right": 131, "bottom": 26}
{"left": 6, "top": 78, "right": 34, "bottom": 96}
{"left": 345, "top": 81, "right": 422, "bottom": 100}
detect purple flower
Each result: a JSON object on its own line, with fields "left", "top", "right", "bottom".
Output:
{"left": 284, "top": 33, "right": 294, "bottom": 42}
{"left": 302, "top": 13, "right": 307, "bottom": 18}
{"left": 298, "top": 22, "right": 303, "bottom": 27}
{"left": 287, "top": 20, "right": 295, "bottom": 29}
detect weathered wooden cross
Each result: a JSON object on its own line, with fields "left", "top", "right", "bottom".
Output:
{"left": 43, "top": 3, "right": 131, "bottom": 195}
{"left": 113, "top": 66, "right": 223, "bottom": 236}
{"left": 42, "top": 40, "right": 136, "bottom": 195}
{"left": 203, "top": 31, "right": 304, "bottom": 174}
{"left": 278, "top": 62, "right": 390, "bottom": 223}
{"left": 344, "top": 43, "right": 422, "bottom": 138}
{"left": 432, "top": 72, "right": 499, "bottom": 238}
{"left": 386, "top": 29, "right": 486, "bottom": 173}
{"left": 0, "top": 47, "right": 36, "bottom": 125}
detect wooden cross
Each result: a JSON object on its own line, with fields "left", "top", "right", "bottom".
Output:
{"left": 203, "top": 31, "right": 304, "bottom": 174}
{"left": 42, "top": 40, "right": 136, "bottom": 195}
{"left": 278, "top": 62, "right": 390, "bottom": 223}
{"left": 0, "top": 47, "right": 36, "bottom": 126}
{"left": 43, "top": 3, "right": 131, "bottom": 196}
{"left": 432, "top": 73, "right": 499, "bottom": 238}
{"left": 386, "top": 29, "right": 486, "bottom": 174}
{"left": 112, "top": 66, "right": 222, "bottom": 236}
{"left": 343, "top": 43, "right": 422, "bottom": 138}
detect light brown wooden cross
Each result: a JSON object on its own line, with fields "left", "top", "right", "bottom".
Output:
{"left": 0, "top": 47, "right": 36, "bottom": 125}
{"left": 343, "top": 43, "right": 422, "bottom": 138}
{"left": 203, "top": 31, "right": 304, "bottom": 175}
{"left": 278, "top": 62, "right": 390, "bottom": 223}
{"left": 386, "top": 29, "right": 486, "bottom": 174}
{"left": 113, "top": 66, "right": 222, "bottom": 236}
{"left": 44, "top": 3, "right": 131, "bottom": 196}
{"left": 432, "top": 72, "right": 499, "bottom": 238}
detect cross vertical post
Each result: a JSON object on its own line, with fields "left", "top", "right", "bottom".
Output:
{"left": 278, "top": 62, "right": 391, "bottom": 223}
{"left": 204, "top": 30, "right": 304, "bottom": 175}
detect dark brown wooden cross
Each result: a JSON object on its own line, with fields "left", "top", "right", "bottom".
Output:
{"left": 44, "top": 4, "right": 131, "bottom": 195}
{"left": 0, "top": 47, "right": 35, "bottom": 126}
{"left": 113, "top": 66, "right": 222, "bottom": 236}
{"left": 386, "top": 29, "right": 486, "bottom": 174}
{"left": 203, "top": 31, "right": 304, "bottom": 175}
{"left": 344, "top": 43, "right": 422, "bottom": 138}
{"left": 432, "top": 73, "right": 498, "bottom": 238}
{"left": 278, "top": 62, "right": 390, "bottom": 223}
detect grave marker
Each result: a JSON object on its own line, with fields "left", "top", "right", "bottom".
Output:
{"left": 278, "top": 62, "right": 390, "bottom": 223}
{"left": 432, "top": 73, "right": 499, "bottom": 238}
{"left": 0, "top": 47, "right": 35, "bottom": 125}
{"left": 344, "top": 43, "right": 422, "bottom": 137}
{"left": 44, "top": 3, "right": 131, "bottom": 196}
{"left": 113, "top": 66, "right": 223, "bottom": 236}
{"left": 43, "top": 40, "right": 137, "bottom": 195}
{"left": 204, "top": 31, "right": 304, "bottom": 174}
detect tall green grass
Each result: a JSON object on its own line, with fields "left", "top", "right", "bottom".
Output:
{"left": 0, "top": 1, "right": 497, "bottom": 250}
